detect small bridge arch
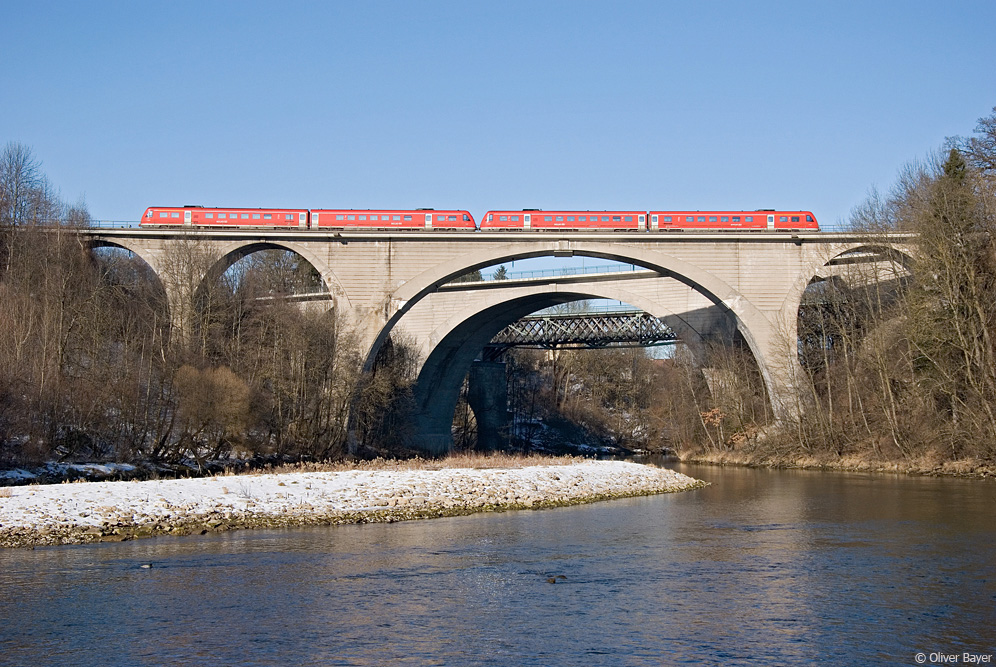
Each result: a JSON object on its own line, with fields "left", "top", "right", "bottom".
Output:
{"left": 197, "top": 239, "right": 350, "bottom": 309}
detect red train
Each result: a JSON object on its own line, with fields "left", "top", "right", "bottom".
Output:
{"left": 310, "top": 208, "right": 474, "bottom": 230}
{"left": 481, "top": 210, "right": 649, "bottom": 231}
{"left": 141, "top": 206, "right": 819, "bottom": 232}
{"left": 142, "top": 206, "right": 474, "bottom": 230}
{"left": 650, "top": 210, "right": 817, "bottom": 231}
{"left": 143, "top": 206, "right": 309, "bottom": 228}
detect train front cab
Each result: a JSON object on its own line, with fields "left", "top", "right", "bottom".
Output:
{"left": 771, "top": 212, "right": 819, "bottom": 231}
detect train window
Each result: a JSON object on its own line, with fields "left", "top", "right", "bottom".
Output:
{"left": 791, "top": 216, "right": 800, "bottom": 223}
{"left": 579, "top": 216, "right": 586, "bottom": 222}
{"left": 567, "top": 216, "right": 574, "bottom": 222}
{"left": 745, "top": 216, "right": 753, "bottom": 222}
{"left": 709, "top": 216, "right": 717, "bottom": 223}
{"left": 252, "top": 214, "right": 261, "bottom": 219}
{"left": 159, "top": 212, "right": 167, "bottom": 218}
{"left": 219, "top": 213, "right": 227, "bottom": 219}
{"left": 613, "top": 216, "right": 621, "bottom": 222}
{"left": 806, "top": 215, "right": 813, "bottom": 222}
{"left": 698, "top": 216, "right": 706, "bottom": 222}
{"left": 347, "top": 215, "right": 356, "bottom": 220}
{"left": 511, "top": 215, "right": 519, "bottom": 221}
{"left": 544, "top": 216, "right": 553, "bottom": 222}
{"left": 241, "top": 213, "right": 249, "bottom": 219}
{"left": 358, "top": 215, "right": 366, "bottom": 220}
{"left": 404, "top": 215, "right": 412, "bottom": 221}
{"left": 664, "top": 216, "right": 672, "bottom": 222}
{"left": 171, "top": 212, "right": 180, "bottom": 218}
{"left": 556, "top": 216, "right": 564, "bottom": 222}
{"left": 285, "top": 214, "right": 293, "bottom": 220}
{"left": 732, "top": 216, "right": 740, "bottom": 222}
{"left": 686, "top": 216, "right": 693, "bottom": 222}
{"left": 205, "top": 213, "right": 213, "bottom": 219}
{"left": 721, "top": 216, "right": 728, "bottom": 223}
{"left": 624, "top": 216, "right": 632, "bottom": 222}
{"left": 780, "top": 216, "right": 788, "bottom": 222}
{"left": 448, "top": 216, "right": 456, "bottom": 221}
{"left": 263, "top": 214, "right": 272, "bottom": 219}
{"left": 393, "top": 215, "right": 401, "bottom": 221}
{"left": 499, "top": 215, "right": 508, "bottom": 222}
{"left": 602, "top": 216, "right": 610, "bottom": 222}
{"left": 463, "top": 214, "right": 470, "bottom": 221}
{"left": 336, "top": 215, "right": 344, "bottom": 220}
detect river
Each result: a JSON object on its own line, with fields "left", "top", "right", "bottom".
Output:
{"left": 1, "top": 463, "right": 993, "bottom": 666}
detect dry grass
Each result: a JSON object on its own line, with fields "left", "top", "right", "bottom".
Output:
{"left": 0, "top": 488, "right": 13, "bottom": 498}
{"left": 260, "top": 452, "right": 588, "bottom": 476}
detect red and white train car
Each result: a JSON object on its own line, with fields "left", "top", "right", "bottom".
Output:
{"left": 648, "top": 210, "right": 818, "bottom": 231}
{"left": 142, "top": 206, "right": 309, "bottom": 228}
{"left": 310, "top": 209, "right": 475, "bottom": 230}
{"left": 480, "top": 210, "right": 648, "bottom": 231}
{"left": 140, "top": 206, "right": 820, "bottom": 232}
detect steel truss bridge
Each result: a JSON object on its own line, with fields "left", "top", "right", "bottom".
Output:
{"left": 485, "top": 309, "right": 677, "bottom": 356}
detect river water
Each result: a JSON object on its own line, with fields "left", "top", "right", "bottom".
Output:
{"left": 1, "top": 464, "right": 993, "bottom": 666}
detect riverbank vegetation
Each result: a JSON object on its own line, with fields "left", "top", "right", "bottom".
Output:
{"left": 1, "top": 106, "right": 996, "bottom": 476}
{"left": 0, "top": 141, "right": 410, "bottom": 471}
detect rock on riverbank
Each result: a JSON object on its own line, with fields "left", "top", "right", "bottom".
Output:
{"left": 0, "top": 461, "right": 705, "bottom": 549}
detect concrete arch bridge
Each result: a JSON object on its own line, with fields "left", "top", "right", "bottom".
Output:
{"left": 82, "top": 228, "right": 914, "bottom": 452}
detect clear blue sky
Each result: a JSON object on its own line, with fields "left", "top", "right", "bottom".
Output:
{"left": 3, "top": 1, "right": 995, "bottom": 227}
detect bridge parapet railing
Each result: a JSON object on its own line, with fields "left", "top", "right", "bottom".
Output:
{"left": 87, "top": 220, "right": 141, "bottom": 229}
{"left": 474, "top": 263, "right": 647, "bottom": 283}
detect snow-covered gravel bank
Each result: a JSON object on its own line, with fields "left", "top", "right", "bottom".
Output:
{"left": 0, "top": 461, "right": 705, "bottom": 548}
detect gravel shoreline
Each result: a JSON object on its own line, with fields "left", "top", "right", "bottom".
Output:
{"left": 0, "top": 461, "right": 705, "bottom": 549}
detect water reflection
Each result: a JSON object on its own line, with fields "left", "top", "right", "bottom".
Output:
{"left": 1, "top": 464, "right": 993, "bottom": 665}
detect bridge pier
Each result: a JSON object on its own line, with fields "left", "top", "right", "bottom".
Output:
{"left": 466, "top": 361, "right": 510, "bottom": 451}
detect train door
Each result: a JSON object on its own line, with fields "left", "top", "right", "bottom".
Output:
{"left": 523, "top": 213, "right": 531, "bottom": 230}
{"left": 638, "top": 214, "right": 646, "bottom": 231}
{"left": 650, "top": 214, "right": 659, "bottom": 231}
{"left": 425, "top": 213, "right": 433, "bottom": 230}
{"left": 767, "top": 214, "right": 775, "bottom": 230}
{"left": 184, "top": 210, "right": 192, "bottom": 226}
{"left": 299, "top": 212, "right": 307, "bottom": 228}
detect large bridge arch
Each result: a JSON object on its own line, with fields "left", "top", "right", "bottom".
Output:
{"left": 374, "top": 242, "right": 767, "bottom": 365}
{"left": 369, "top": 241, "right": 799, "bottom": 436}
